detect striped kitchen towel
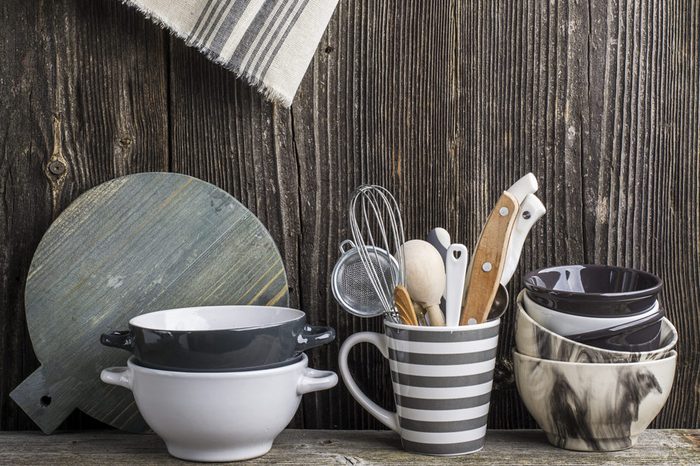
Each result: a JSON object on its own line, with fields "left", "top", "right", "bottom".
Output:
{"left": 122, "top": 0, "right": 339, "bottom": 106}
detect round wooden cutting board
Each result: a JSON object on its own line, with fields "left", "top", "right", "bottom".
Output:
{"left": 10, "top": 172, "right": 288, "bottom": 433}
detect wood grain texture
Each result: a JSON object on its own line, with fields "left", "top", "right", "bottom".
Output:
{"left": 1, "top": 0, "right": 699, "bottom": 431}
{"left": 0, "top": 430, "right": 698, "bottom": 465}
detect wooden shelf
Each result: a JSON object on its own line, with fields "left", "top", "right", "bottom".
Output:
{"left": 1, "top": 429, "right": 697, "bottom": 464}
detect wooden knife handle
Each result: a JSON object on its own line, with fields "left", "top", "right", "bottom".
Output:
{"left": 460, "top": 192, "right": 519, "bottom": 325}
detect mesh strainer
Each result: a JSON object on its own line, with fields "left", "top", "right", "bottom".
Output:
{"left": 331, "top": 240, "right": 399, "bottom": 317}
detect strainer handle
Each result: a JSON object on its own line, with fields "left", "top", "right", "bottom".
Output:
{"left": 338, "top": 332, "right": 399, "bottom": 432}
{"left": 338, "top": 239, "right": 355, "bottom": 255}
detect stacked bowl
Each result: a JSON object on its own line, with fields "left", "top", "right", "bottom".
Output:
{"left": 513, "top": 265, "right": 678, "bottom": 451}
{"left": 99, "top": 306, "right": 337, "bottom": 462}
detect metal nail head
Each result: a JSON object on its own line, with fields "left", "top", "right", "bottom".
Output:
{"left": 482, "top": 262, "right": 492, "bottom": 272}
{"left": 499, "top": 207, "right": 509, "bottom": 216}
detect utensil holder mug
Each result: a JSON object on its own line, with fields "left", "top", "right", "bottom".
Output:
{"left": 339, "top": 319, "right": 500, "bottom": 456}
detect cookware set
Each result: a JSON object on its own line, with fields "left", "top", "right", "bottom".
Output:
{"left": 11, "top": 172, "right": 678, "bottom": 460}
{"left": 514, "top": 264, "right": 677, "bottom": 451}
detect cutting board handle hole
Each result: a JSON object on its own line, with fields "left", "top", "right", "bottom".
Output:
{"left": 40, "top": 396, "right": 52, "bottom": 407}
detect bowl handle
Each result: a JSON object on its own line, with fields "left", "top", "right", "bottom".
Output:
{"left": 100, "top": 367, "right": 133, "bottom": 390}
{"left": 296, "top": 325, "right": 336, "bottom": 352}
{"left": 100, "top": 330, "right": 135, "bottom": 351}
{"left": 297, "top": 368, "right": 338, "bottom": 395}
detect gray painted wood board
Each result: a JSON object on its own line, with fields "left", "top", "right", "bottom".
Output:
{"left": 10, "top": 172, "right": 288, "bottom": 433}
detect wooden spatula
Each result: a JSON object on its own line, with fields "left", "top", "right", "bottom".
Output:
{"left": 394, "top": 285, "right": 419, "bottom": 325}
{"left": 460, "top": 191, "right": 519, "bottom": 325}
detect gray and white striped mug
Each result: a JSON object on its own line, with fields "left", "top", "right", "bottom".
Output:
{"left": 339, "top": 319, "right": 500, "bottom": 456}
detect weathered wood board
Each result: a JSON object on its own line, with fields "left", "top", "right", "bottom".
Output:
{"left": 10, "top": 173, "right": 288, "bottom": 433}
{"left": 0, "top": 0, "right": 698, "bottom": 431}
{"left": 0, "top": 430, "right": 698, "bottom": 465}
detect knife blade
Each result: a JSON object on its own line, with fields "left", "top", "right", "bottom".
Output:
{"left": 460, "top": 191, "right": 519, "bottom": 325}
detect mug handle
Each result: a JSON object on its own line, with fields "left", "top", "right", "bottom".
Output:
{"left": 100, "top": 330, "right": 134, "bottom": 351}
{"left": 297, "top": 368, "right": 338, "bottom": 395}
{"left": 100, "top": 367, "right": 132, "bottom": 390}
{"left": 296, "top": 325, "right": 336, "bottom": 352}
{"left": 338, "top": 332, "right": 399, "bottom": 432}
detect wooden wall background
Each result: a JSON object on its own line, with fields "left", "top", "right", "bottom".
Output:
{"left": 1, "top": 0, "right": 698, "bottom": 430}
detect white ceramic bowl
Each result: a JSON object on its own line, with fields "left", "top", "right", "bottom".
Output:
{"left": 515, "top": 291, "right": 677, "bottom": 363}
{"left": 101, "top": 354, "right": 337, "bottom": 462}
{"left": 522, "top": 290, "right": 660, "bottom": 336}
{"left": 514, "top": 350, "right": 676, "bottom": 451}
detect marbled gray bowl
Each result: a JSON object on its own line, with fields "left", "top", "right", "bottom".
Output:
{"left": 515, "top": 290, "right": 677, "bottom": 363}
{"left": 514, "top": 350, "right": 677, "bottom": 451}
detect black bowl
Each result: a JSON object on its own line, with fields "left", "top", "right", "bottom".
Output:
{"left": 566, "top": 308, "right": 664, "bottom": 352}
{"left": 100, "top": 306, "right": 335, "bottom": 372}
{"left": 524, "top": 265, "right": 662, "bottom": 317}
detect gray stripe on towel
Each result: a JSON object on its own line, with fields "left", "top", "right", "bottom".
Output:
{"left": 254, "top": 0, "right": 311, "bottom": 77}
{"left": 227, "top": 0, "right": 282, "bottom": 69}
{"left": 208, "top": 0, "right": 254, "bottom": 56}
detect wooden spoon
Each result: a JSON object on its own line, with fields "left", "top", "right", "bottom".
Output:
{"left": 394, "top": 285, "right": 418, "bottom": 325}
{"left": 400, "top": 240, "right": 446, "bottom": 326}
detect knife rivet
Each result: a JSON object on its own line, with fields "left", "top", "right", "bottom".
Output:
{"left": 499, "top": 207, "right": 509, "bottom": 216}
{"left": 482, "top": 262, "right": 492, "bottom": 272}
{"left": 523, "top": 210, "right": 532, "bottom": 220}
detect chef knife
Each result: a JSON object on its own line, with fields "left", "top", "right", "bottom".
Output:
{"left": 500, "top": 193, "right": 546, "bottom": 285}
{"left": 460, "top": 191, "right": 519, "bottom": 325}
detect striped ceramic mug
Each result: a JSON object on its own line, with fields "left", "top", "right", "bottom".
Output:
{"left": 338, "top": 318, "right": 500, "bottom": 455}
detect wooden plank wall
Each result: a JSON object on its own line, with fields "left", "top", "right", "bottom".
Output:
{"left": 0, "top": 0, "right": 698, "bottom": 430}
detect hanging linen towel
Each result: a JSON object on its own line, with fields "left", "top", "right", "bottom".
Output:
{"left": 123, "top": 0, "right": 338, "bottom": 106}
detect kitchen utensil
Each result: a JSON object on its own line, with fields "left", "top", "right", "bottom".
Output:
{"left": 426, "top": 227, "right": 450, "bottom": 312}
{"left": 426, "top": 227, "right": 451, "bottom": 263}
{"left": 505, "top": 172, "right": 539, "bottom": 205}
{"left": 460, "top": 192, "right": 519, "bottom": 325}
{"left": 101, "top": 354, "right": 337, "bottom": 462}
{"left": 394, "top": 286, "right": 419, "bottom": 325}
{"left": 401, "top": 239, "right": 446, "bottom": 326}
{"left": 339, "top": 318, "right": 500, "bottom": 455}
{"left": 514, "top": 350, "right": 676, "bottom": 451}
{"left": 490, "top": 284, "right": 510, "bottom": 319}
{"left": 100, "top": 306, "right": 335, "bottom": 372}
{"left": 11, "top": 173, "right": 288, "bottom": 434}
{"left": 345, "top": 185, "right": 407, "bottom": 322}
{"left": 524, "top": 265, "right": 662, "bottom": 316}
{"left": 445, "top": 244, "right": 469, "bottom": 326}
{"left": 331, "top": 240, "right": 399, "bottom": 318}
{"left": 515, "top": 290, "right": 677, "bottom": 363}
{"left": 500, "top": 194, "right": 546, "bottom": 285}
{"left": 522, "top": 291, "right": 662, "bottom": 337}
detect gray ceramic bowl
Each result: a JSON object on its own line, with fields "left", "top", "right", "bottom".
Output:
{"left": 524, "top": 264, "right": 662, "bottom": 317}
{"left": 515, "top": 291, "right": 677, "bottom": 363}
{"left": 101, "top": 306, "right": 335, "bottom": 372}
{"left": 513, "top": 350, "right": 677, "bottom": 451}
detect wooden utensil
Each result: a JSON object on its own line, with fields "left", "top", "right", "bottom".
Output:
{"left": 10, "top": 173, "right": 289, "bottom": 433}
{"left": 460, "top": 192, "right": 519, "bottom": 325}
{"left": 401, "top": 240, "right": 446, "bottom": 326}
{"left": 394, "top": 285, "right": 418, "bottom": 325}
